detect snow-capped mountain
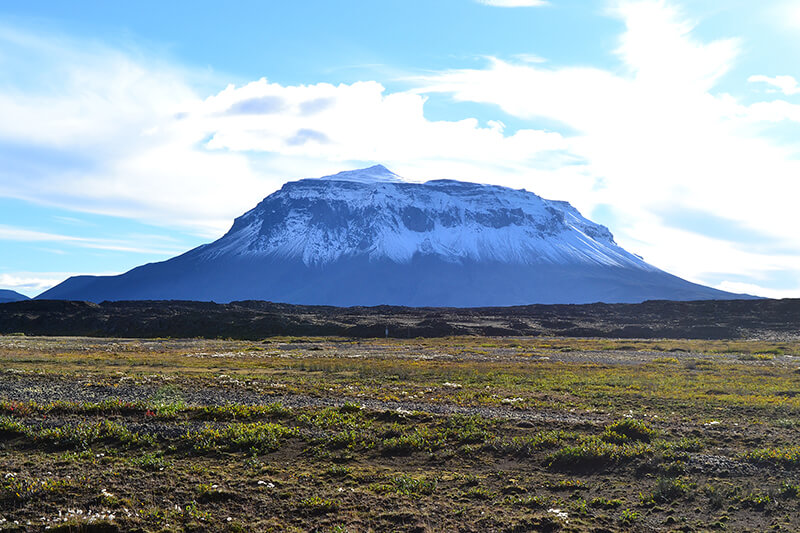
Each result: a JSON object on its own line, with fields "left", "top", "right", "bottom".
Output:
{"left": 39, "top": 165, "right": 747, "bottom": 306}
{"left": 212, "top": 165, "right": 645, "bottom": 268}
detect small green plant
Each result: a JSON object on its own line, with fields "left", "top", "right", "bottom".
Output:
{"left": 323, "top": 428, "right": 374, "bottom": 450}
{"left": 185, "top": 421, "right": 298, "bottom": 453}
{"left": 391, "top": 474, "right": 437, "bottom": 497}
{"left": 443, "top": 414, "right": 493, "bottom": 444}
{"left": 590, "top": 497, "right": 623, "bottom": 509}
{"left": 651, "top": 476, "right": 693, "bottom": 503}
{"left": 545, "top": 478, "right": 588, "bottom": 491}
{"left": 619, "top": 508, "right": 641, "bottom": 526}
{"left": 130, "top": 452, "right": 169, "bottom": 471}
{"left": 573, "top": 497, "right": 589, "bottom": 516}
{"left": 780, "top": 482, "right": 800, "bottom": 499}
{"left": 546, "top": 437, "right": 650, "bottom": 470}
{"left": 0, "top": 415, "right": 26, "bottom": 436}
{"left": 741, "top": 491, "right": 773, "bottom": 510}
{"left": 325, "top": 465, "right": 351, "bottom": 478}
{"left": 1, "top": 475, "right": 73, "bottom": 502}
{"left": 381, "top": 427, "right": 441, "bottom": 455}
{"left": 739, "top": 353, "right": 775, "bottom": 361}
{"left": 149, "top": 384, "right": 186, "bottom": 418}
{"left": 601, "top": 419, "right": 655, "bottom": 443}
{"left": 182, "top": 500, "right": 212, "bottom": 521}
{"left": 339, "top": 402, "right": 363, "bottom": 413}
{"left": 744, "top": 446, "right": 800, "bottom": 467}
{"left": 200, "top": 402, "right": 292, "bottom": 420}
{"left": 503, "top": 495, "right": 548, "bottom": 509}
{"left": 703, "top": 484, "right": 726, "bottom": 509}
{"left": 464, "top": 486, "right": 495, "bottom": 500}
{"left": 489, "top": 431, "right": 572, "bottom": 457}
{"left": 299, "top": 496, "right": 339, "bottom": 514}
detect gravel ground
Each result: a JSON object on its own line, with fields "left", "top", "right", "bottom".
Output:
{"left": 0, "top": 371, "right": 599, "bottom": 426}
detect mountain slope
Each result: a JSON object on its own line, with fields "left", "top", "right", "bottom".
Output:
{"left": 39, "top": 165, "right": 748, "bottom": 306}
{"left": 0, "top": 290, "right": 30, "bottom": 304}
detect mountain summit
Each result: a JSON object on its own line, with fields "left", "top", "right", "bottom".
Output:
{"left": 39, "top": 166, "right": 746, "bottom": 306}
{"left": 318, "top": 164, "right": 404, "bottom": 184}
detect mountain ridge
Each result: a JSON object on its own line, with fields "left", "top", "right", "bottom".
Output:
{"left": 0, "top": 289, "right": 30, "bottom": 303}
{"left": 38, "top": 165, "right": 751, "bottom": 305}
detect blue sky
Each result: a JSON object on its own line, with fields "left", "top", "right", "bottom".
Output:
{"left": 2, "top": 0, "right": 800, "bottom": 297}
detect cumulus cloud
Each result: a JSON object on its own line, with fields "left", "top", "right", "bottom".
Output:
{"left": 0, "top": 26, "right": 568, "bottom": 239}
{"left": 417, "top": 0, "right": 800, "bottom": 296}
{"left": 197, "top": 79, "right": 567, "bottom": 170}
{"left": 748, "top": 74, "right": 800, "bottom": 96}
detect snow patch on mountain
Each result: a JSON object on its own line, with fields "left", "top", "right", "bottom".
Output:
{"left": 318, "top": 164, "right": 404, "bottom": 184}
{"left": 203, "top": 166, "right": 656, "bottom": 270}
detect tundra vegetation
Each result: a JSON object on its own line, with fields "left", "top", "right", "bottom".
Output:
{"left": 1, "top": 334, "right": 800, "bottom": 531}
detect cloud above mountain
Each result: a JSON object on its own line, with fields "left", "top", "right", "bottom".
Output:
{"left": 2, "top": 1, "right": 800, "bottom": 297}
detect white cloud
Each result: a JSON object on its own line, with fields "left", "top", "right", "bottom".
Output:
{"left": 745, "top": 99, "right": 800, "bottom": 123}
{"left": 0, "top": 27, "right": 270, "bottom": 238}
{"left": 0, "top": 26, "right": 568, "bottom": 239}
{"left": 715, "top": 281, "right": 800, "bottom": 300}
{"left": 0, "top": 225, "right": 186, "bottom": 255}
{"left": 476, "top": 0, "right": 548, "bottom": 6}
{"left": 748, "top": 74, "right": 800, "bottom": 96}
{"left": 782, "top": 3, "right": 800, "bottom": 29}
{"left": 416, "top": 0, "right": 800, "bottom": 294}
{"left": 198, "top": 79, "right": 567, "bottom": 176}
{"left": 4, "top": 3, "right": 800, "bottom": 297}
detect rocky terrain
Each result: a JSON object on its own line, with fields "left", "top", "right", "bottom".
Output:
{"left": 2, "top": 334, "right": 800, "bottom": 532}
{"left": 1, "top": 297, "right": 799, "bottom": 340}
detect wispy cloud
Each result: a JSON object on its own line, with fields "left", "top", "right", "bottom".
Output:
{"left": 0, "top": 25, "right": 267, "bottom": 238}
{"left": 0, "top": 225, "right": 185, "bottom": 255}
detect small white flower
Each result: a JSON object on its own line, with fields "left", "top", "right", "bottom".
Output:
{"left": 501, "top": 397, "right": 524, "bottom": 404}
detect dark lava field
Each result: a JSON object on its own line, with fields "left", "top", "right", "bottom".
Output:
{"left": 1, "top": 298, "right": 799, "bottom": 341}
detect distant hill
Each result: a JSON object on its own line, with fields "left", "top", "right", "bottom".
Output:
{"left": 0, "top": 290, "right": 30, "bottom": 304}
{"left": 39, "top": 165, "right": 752, "bottom": 306}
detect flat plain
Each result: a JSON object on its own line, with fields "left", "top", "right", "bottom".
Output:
{"left": 1, "top": 334, "right": 800, "bottom": 532}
